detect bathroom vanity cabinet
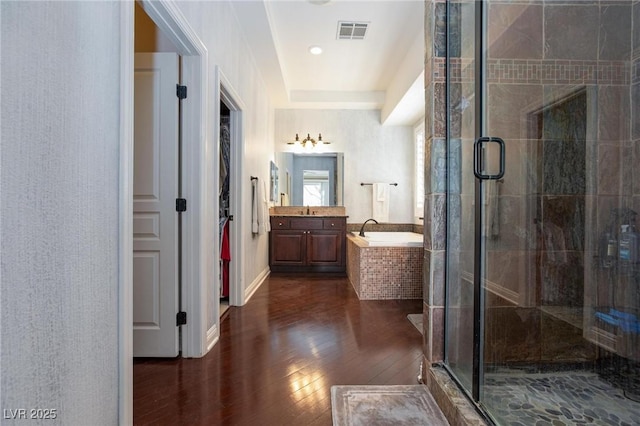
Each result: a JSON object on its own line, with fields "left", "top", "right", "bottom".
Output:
{"left": 269, "top": 216, "right": 346, "bottom": 273}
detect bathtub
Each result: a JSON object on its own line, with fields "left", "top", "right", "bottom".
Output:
{"left": 350, "top": 231, "right": 423, "bottom": 247}
{"left": 346, "top": 231, "right": 423, "bottom": 300}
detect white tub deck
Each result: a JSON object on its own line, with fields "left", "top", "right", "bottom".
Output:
{"left": 350, "top": 231, "right": 423, "bottom": 247}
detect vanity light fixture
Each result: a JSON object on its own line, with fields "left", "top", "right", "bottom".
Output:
{"left": 287, "top": 133, "right": 331, "bottom": 149}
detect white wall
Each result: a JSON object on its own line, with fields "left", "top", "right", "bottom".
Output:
{"left": 1, "top": 2, "right": 121, "bottom": 424}
{"left": 275, "top": 109, "right": 414, "bottom": 224}
{"left": 173, "top": 2, "right": 274, "bottom": 304}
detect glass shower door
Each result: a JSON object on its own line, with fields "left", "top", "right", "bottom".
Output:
{"left": 445, "top": 0, "right": 640, "bottom": 424}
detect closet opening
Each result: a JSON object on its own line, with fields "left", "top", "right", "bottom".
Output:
{"left": 219, "top": 100, "right": 232, "bottom": 320}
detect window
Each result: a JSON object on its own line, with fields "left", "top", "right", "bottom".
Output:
{"left": 414, "top": 121, "right": 425, "bottom": 218}
{"left": 302, "top": 170, "right": 330, "bottom": 206}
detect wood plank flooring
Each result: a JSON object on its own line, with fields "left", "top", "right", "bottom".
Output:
{"left": 133, "top": 273, "right": 424, "bottom": 425}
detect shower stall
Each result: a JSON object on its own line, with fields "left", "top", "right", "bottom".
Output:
{"left": 441, "top": 1, "right": 640, "bottom": 424}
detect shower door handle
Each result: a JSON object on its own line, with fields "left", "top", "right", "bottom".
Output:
{"left": 473, "top": 137, "right": 505, "bottom": 180}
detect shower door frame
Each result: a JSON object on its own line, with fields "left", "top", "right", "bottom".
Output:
{"left": 442, "top": 0, "right": 490, "bottom": 409}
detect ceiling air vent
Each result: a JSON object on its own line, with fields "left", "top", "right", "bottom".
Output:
{"left": 337, "top": 22, "right": 369, "bottom": 40}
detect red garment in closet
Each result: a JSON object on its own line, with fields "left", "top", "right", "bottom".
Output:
{"left": 221, "top": 220, "right": 231, "bottom": 297}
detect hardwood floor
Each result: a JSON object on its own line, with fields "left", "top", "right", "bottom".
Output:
{"left": 133, "top": 273, "right": 424, "bottom": 425}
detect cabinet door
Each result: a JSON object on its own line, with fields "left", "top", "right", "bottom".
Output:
{"left": 270, "top": 230, "right": 306, "bottom": 265}
{"left": 307, "top": 231, "right": 342, "bottom": 265}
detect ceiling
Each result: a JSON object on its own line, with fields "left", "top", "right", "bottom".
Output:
{"left": 231, "top": 0, "right": 425, "bottom": 125}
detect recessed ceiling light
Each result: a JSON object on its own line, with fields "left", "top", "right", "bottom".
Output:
{"left": 309, "top": 45, "right": 323, "bottom": 55}
{"left": 307, "top": 0, "right": 333, "bottom": 5}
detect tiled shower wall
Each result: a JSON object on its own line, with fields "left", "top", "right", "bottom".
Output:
{"left": 422, "top": 0, "right": 640, "bottom": 419}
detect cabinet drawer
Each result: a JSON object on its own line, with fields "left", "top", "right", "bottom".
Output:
{"left": 290, "top": 217, "right": 323, "bottom": 230}
{"left": 323, "top": 218, "right": 345, "bottom": 230}
{"left": 271, "top": 217, "right": 290, "bottom": 229}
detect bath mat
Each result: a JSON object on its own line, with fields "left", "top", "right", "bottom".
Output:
{"left": 331, "top": 385, "right": 449, "bottom": 426}
{"left": 407, "top": 314, "right": 423, "bottom": 334}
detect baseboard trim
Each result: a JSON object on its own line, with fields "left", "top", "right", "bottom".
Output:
{"left": 244, "top": 267, "right": 270, "bottom": 304}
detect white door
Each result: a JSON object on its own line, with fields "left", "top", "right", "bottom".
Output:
{"left": 133, "top": 52, "right": 180, "bottom": 357}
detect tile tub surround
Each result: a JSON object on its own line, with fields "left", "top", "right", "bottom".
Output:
{"left": 346, "top": 234, "right": 423, "bottom": 300}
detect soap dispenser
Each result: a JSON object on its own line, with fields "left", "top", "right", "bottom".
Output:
{"left": 599, "top": 209, "right": 618, "bottom": 269}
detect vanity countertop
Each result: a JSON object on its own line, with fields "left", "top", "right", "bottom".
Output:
{"left": 270, "top": 214, "right": 348, "bottom": 218}
{"left": 270, "top": 206, "right": 347, "bottom": 217}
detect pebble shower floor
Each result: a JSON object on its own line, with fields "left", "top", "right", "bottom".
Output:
{"left": 483, "top": 372, "right": 640, "bottom": 425}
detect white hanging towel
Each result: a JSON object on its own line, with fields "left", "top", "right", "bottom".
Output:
{"left": 251, "top": 178, "right": 259, "bottom": 234}
{"left": 372, "top": 183, "right": 389, "bottom": 222}
{"left": 259, "top": 181, "right": 271, "bottom": 235}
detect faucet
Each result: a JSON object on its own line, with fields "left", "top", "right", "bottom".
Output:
{"left": 359, "top": 218, "right": 378, "bottom": 237}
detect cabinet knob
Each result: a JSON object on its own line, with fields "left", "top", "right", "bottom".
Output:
{"left": 278, "top": 222, "right": 283, "bottom": 226}
{"left": 331, "top": 223, "right": 335, "bottom": 227}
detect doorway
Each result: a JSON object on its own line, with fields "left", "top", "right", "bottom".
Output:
{"left": 219, "top": 100, "right": 232, "bottom": 320}
{"left": 443, "top": 1, "right": 640, "bottom": 424}
{"left": 127, "top": 0, "right": 210, "bottom": 360}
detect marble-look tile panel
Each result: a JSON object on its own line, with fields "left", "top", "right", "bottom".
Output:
{"left": 599, "top": 4, "right": 632, "bottom": 61}
{"left": 542, "top": 140, "right": 586, "bottom": 195}
{"left": 487, "top": 84, "right": 543, "bottom": 140}
{"left": 444, "top": 305, "right": 474, "bottom": 372}
{"left": 433, "top": 2, "right": 446, "bottom": 58}
{"left": 484, "top": 307, "right": 542, "bottom": 364}
{"left": 635, "top": 2, "right": 640, "bottom": 59}
{"left": 484, "top": 249, "right": 532, "bottom": 299}
{"left": 447, "top": 195, "right": 461, "bottom": 252}
{"left": 447, "top": 139, "right": 462, "bottom": 195}
{"left": 633, "top": 81, "right": 640, "bottom": 140}
{"left": 544, "top": 5, "right": 599, "bottom": 60}
{"left": 484, "top": 195, "right": 535, "bottom": 251}
{"left": 431, "top": 138, "right": 447, "bottom": 194}
{"left": 426, "top": 194, "right": 447, "bottom": 251}
{"left": 446, "top": 2, "right": 461, "bottom": 59}
{"left": 540, "top": 313, "right": 597, "bottom": 362}
{"left": 448, "top": 83, "right": 463, "bottom": 138}
{"left": 431, "top": 306, "right": 444, "bottom": 363}
{"left": 634, "top": 141, "right": 640, "bottom": 196}
{"left": 423, "top": 304, "right": 433, "bottom": 364}
{"left": 541, "top": 195, "right": 586, "bottom": 252}
{"left": 433, "top": 83, "right": 446, "bottom": 138}
{"left": 597, "top": 143, "right": 622, "bottom": 195}
{"left": 621, "top": 144, "right": 634, "bottom": 196}
{"left": 488, "top": 3, "right": 543, "bottom": 60}
{"left": 423, "top": 250, "right": 432, "bottom": 305}
{"left": 431, "top": 250, "right": 446, "bottom": 307}
{"left": 598, "top": 85, "right": 630, "bottom": 142}
{"left": 541, "top": 89, "right": 587, "bottom": 142}
{"left": 540, "top": 251, "right": 584, "bottom": 307}
{"left": 424, "top": 83, "right": 433, "bottom": 136}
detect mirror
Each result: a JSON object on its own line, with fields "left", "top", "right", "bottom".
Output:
{"left": 274, "top": 152, "right": 344, "bottom": 206}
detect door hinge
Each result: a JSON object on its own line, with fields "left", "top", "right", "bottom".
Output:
{"left": 176, "top": 84, "right": 187, "bottom": 100}
{"left": 176, "top": 198, "right": 187, "bottom": 212}
{"left": 176, "top": 311, "right": 187, "bottom": 326}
